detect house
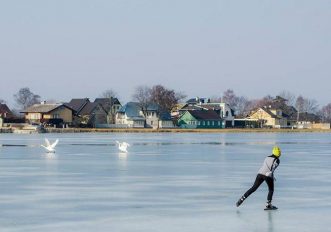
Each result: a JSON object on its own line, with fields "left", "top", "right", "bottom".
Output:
{"left": 246, "top": 96, "right": 298, "bottom": 128}
{"left": 186, "top": 97, "right": 211, "bottom": 105}
{"left": 176, "top": 97, "right": 235, "bottom": 127}
{"left": 116, "top": 102, "right": 175, "bottom": 128}
{"left": 94, "top": 97, "right": 122, "bottom": 124}
{"left": 65, "top": 98, "right": 90, "bottom": 114}
{"left": 296, "top": 112, "right": 321, "bottom": 129}
{"left": 144, "top": 103, "right": 174, "bottom": 129}
{"left": 0, "top": 104, "right": 13, "bottom": 119}
{"left": 78, "top": 102, "right": 108, "bottom": 127}
{"left": 116, "top": 102, "right": 145, "bottom": 128}
{"left": 247, "top": 107, "right": 287, "bottom": 128}
{"left": 158, "top": 112, "right": 175, "bottom": 128}
{"left": 177, "top": 110, "right": 223, "bottom": 129}
{"left": 144, "top": 103, "right": 159, "bottom": 128}
{"left": 198, "top": 103, "right": 235, "bottom": 127}
{"left": 21, "top": 102, "right": 74, "bottom": 126}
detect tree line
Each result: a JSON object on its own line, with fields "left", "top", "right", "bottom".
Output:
{"left": 1, "top": 86, "right": 331, "bottom": 123}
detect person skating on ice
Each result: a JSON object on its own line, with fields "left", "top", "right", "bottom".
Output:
{"left": 236, "top": 146, "right": 281, "bottom": 209}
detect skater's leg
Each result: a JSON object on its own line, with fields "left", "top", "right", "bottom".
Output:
{"left": 265, "top": 177, "right": 275, "bottom": 208}
{"left": 244, "top": 174, "right": 265, "bottom": 198}
{"left": 265, "top": 177, "right": 274, "bottom": 202}
{"left": 236, "top": 174, "right": 264, "bottom": 207}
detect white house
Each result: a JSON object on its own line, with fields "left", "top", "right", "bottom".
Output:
{"left": 116, "top": 102, "right": 175, "bottom": 129}
{"left": 115, "top": 102, "right": 145, "bottom": 128}
{"left": 177, "top": 97, "right": 235, "bottom": 127}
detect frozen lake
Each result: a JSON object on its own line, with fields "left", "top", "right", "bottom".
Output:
{"left": 0, "top": 132, "right": 331, "bottom": 232}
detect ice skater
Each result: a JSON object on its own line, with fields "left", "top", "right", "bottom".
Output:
{"left": 236, "top": 146, "right": 281, "bottom": 210}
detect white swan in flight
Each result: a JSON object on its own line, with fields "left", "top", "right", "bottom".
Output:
{"left": 41, "top": 138, "right": 59, "bottom": 153}
{"left": 116, "top": 141, "right": 130, "bottom": 153}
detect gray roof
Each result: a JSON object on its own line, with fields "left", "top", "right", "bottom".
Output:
{"left": 187, "top": 110, "right": 222, "bottom": 120}
{"left": 94, "top": 98, "right": 121, "bottom": 111}
{"left": 298, "top": 112, "right": 321, "bottom": 122}
{"left": 146, "top": 103, "right": 159, "bottom": 111}
{"left": 21, "top": 104, "right": 66, "bottom": 113}
{"left": 0, "top": 104, "right": 13, "bottom": 115}
{"left": 198, "top": 104, "right": 222, "bottom": 111}
{"left": 179, "top": 105, "right": 202, "bottom": 111}
{"left": 118, "top": 102, "right": 144, "bottom": 119}
{"left": 65, "top": 98, "right": 90, "bottom": 113}
{"left": 79, "top": 102, "right": 105, "bottom": 115}
{"left": 186, "top": 97, "right": 210, "bottom": 105}
{"left": 159, "top": 112, "right": 172, "bottom": 121}
{"left": 263, "top": 96, "right": 297, "bottom": 119}
{"left": 118, "top": 102, "right": 160, "bottom": 113}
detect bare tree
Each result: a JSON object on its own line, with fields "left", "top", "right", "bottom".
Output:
{"left": 278, "top": 90, "right": 296, "bottom": 106}
{"left": 295, "top": 96, "right": 304, "bottom": 111}
{"left": 302, "top": 98, "right": 319, "bottom": 114}
{"left": 100, "top": 89, "right": 120, "bottom": 124}
{"left": 295, "top": 95, "right": 319, "bottom": 115}
{"left": 236, "top": 96, "right": 250, "bottom": 117}
{"left": 222, "top": 89, "right": 255, "bottom": 116}
{"left": 150, "top": 85, "right": 186, "bottom": 113}
{"left": 101, "top": 89, "right": 118, "bottom": 99}
{"left": 174, "top": 91, "right": 187, "bottom": 104}
{"left": 209, "top": 95, "right": 222, "bottom": 103}
{"left": 132, "top": 85, "right": 151, "bottom": 117}
{"left": 319, "top": 103, "right": 331, "bottom": 123}
{"left": 295, "top": 95, "right": 305, "bottom": 122}
{"left": 14, "top": 87, "right": 41, "bottom": 110}
{"left": 222, "top": 89, "right": 239, "bottom": 109}
{"left": 256, "top": 95, "right": 273, "bottom": 108}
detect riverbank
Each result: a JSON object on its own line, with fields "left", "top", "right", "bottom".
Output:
{"left": 0, "top": 128, "right": 12, "bottom": 133}
{"left": 44, "top": 128, "right": 331, "bottom": 133}
{"left": 1, "top": 127, "right": 330, "bottom": 133}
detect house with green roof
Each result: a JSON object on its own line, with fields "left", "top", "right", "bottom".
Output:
{"left": 175, "top": 97, "right": 235, "bottom": 127}
{"left": 177, "top": 110, "right": 223, "bottom": 129}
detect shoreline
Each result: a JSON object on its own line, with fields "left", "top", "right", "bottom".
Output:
{"left": 2, "top": 127, "right": 330, "bottom": 134}
{"left": 45, "top": 128, "right": 331, "bottom": 133}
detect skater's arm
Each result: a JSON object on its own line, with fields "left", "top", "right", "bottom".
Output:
{"left": 266, "top": 159, "right": 280, "bottom": 177}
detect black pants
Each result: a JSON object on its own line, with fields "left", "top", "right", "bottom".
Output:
{"left": 243, "top": 174, "right": 274, "bottom": 202}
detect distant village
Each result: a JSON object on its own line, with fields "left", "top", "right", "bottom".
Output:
{"left": 0, "top": 87, "right": 331, "bottom": 132}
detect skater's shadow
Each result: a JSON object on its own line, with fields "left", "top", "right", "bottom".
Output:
{"left": 235, "top": 210, "right": 275, "bottom": 232}
{"left": 267, "top": 211, "right": 274, "bottom": 232}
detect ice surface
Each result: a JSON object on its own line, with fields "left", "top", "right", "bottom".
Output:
{"left": 0, "top": 132, "right": 331, "bottom": 232}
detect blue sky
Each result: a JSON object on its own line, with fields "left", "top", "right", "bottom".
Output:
{"left": 1, "top": 0, "right": 330, "bottom": 108}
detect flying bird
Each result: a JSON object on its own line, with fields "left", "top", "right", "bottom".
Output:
{"left": 116, "top": 141, "right": 130, "bottom": 153}
{"left": 41, "top": 138, "right": 59, "bottom": 153}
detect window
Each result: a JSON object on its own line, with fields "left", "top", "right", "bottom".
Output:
{"left": 31, "top": 113, "right": 41, "bottom": 119}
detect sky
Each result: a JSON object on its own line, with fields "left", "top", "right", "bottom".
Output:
{"left": 1, "top": 0, "right": 330, "bottom": 108}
